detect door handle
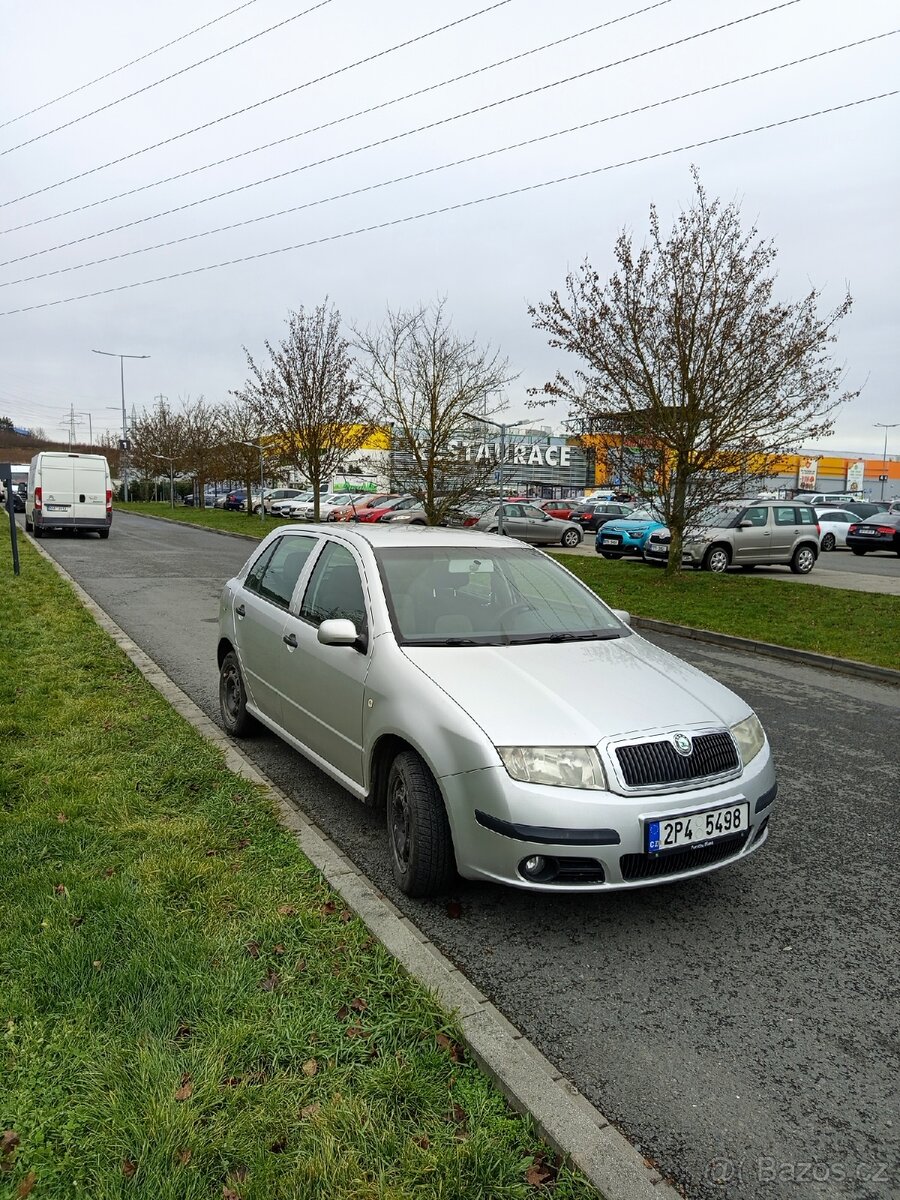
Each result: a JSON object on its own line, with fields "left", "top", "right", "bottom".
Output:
{"left": 235, "top": 603, "right": 245, "bottom": 617}
{"left": 283, "top": 633, "right": 298, "bottom": 648}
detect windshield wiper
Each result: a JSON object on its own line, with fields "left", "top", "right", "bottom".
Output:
{"left": 510, "top": 630, "right": 625, "bottom": 645}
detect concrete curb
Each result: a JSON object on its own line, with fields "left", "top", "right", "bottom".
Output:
{"left": 129, "top": 511, "right": 899, "bottom": 687}
{"left": 23, "top": 532, "right": 680, "bottom": 1200}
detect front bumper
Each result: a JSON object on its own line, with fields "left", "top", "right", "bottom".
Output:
{"left": 440, "top": 747, "right": 776, "bottom": 892}
{"left": 595, "top": 533, "right": 647, "bottom": 556}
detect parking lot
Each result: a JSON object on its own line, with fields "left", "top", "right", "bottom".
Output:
{"left": 29, "top": 513, "right": 900, "bottom": 1200}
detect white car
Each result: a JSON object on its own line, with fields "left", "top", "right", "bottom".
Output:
{"left": 815, "top": 508, "right": 859, "bottom": 551}
{"left": 286, "top": 492, "right": 367, "bottom": 521}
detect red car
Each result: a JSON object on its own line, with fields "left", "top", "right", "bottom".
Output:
{"left": 332, "top": 493, "right": 397, "bottom": 521}
{"left": 354, "top": 495, "right": 420, "bottom": 523}
{"left": 534, "top": 497, "right": 584, "bottom": 520}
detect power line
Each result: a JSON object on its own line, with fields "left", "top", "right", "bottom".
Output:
{"left": 0, "top": 0, "right": 264, "bottom": 132}
{"left": 0, "top": 0, "right": 675, "bottom": 237}
{"left": 0, "top": 0, "right": 516, "bottom": 209}
{"left": 2, "top": 90, "right": 894, "bottom": 319}
{"left": 0, "top": 0, "right": 809, "bottom": 262}
{"left": 4, "top": 34, "right": 893, "bottom": 289}
{"left": 0, "top": 0, "right": 336, "bottom": 157}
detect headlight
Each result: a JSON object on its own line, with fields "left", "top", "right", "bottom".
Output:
{"left": 497, "top": 746, "right": 607, "bottom": 790}
{"left": 730, "top": 714, "right": 766, "bottom": 766}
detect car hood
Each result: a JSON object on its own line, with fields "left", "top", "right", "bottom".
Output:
{"left": 603, "top": 518, "right": 662, "bottom": 533}
{"left": 401, "top": 635, "right": 749, "bottom": 745}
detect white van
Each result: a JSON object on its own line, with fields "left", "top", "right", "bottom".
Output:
{"left": 25, "top": 452, "right": 112, "bottom": 539}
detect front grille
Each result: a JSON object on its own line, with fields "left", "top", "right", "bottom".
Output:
{"left": 614, "top": 731, "right": 739, "bottom": 788}
{"left": 620, "top": 831, "right": 749, "bottom": 880}
{"left": 650, "top": 533, "right": 671, "bottom": 545}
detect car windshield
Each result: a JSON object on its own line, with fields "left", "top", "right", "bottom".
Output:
{"left": 374, "top": 546, "right": 629, "bottom": 646}
{"left": 623, "top": 507, "right": 661, "bottom": 522}
{"left": 698, "top": 505, "right": 743, "bottom": 528}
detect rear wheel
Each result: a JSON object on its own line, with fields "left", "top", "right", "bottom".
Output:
{"left": 32, "top": 522, "right": 44, "bottom": 539}
{"left": 24, "top": 514, "right": 32, "bottom": 532}
{"left": 219, "top": 650, "right": 256, "bottom": 737}
{"left": 790, "top": 545, "right": 816, "bottom": 574}
{"left": 851, "top": 548, "right": 867, "bottom": 556}
{"left": 702, "top": 545, "right": 731, "bottom": 573}
{"left": 386, "top": 750, "right": 456, "bottom": 897}
{"left": 98, "top": 529, "right": 110, "bottom": 539}
{"left": 561, "top": 528, "right": 581, "bottom": 548}
{"left": 820, "top": 532, "right": 836, "bottom": 551}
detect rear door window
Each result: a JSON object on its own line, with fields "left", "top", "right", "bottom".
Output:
{"left": 245, "top": 536, "right": 317, "bottom": 608}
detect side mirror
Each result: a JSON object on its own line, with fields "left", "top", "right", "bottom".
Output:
{"left": 612, "top": 609, "right": 632, "bottom": 626}
{"left": 317, "top": 618, "right": 358, "bottom": 646}
{"left": 542, "top": 515, "right": 552, "bottom": 522}
{"left": 738, "top": 520, "right": 753, "bottom": 529}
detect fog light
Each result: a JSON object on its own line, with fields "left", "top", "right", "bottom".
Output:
{"left": 522, "top": 855, "right": 546, "bottom": 877}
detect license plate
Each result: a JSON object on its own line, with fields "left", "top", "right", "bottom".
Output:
{"left": 857, "top": 528, "right": 877, "bottom": 535}
{"left": 645, "top": 802, "right": 749, "bottom": 855}
{"left": 602, "top": 536, "right": 618, "bottom": 545}
{"left": 46, "top": 504, "right": 69, "bottom": 512}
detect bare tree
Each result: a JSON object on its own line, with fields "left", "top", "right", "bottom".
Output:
{"left": 529, "top": 169, "right": 857, "bottom": 573}
{"left": 131, "top": 398, "right": 187, "bottom": 500}
{"left": 175, "top": 396, "right": 223, "bottom": 507}
{"left": 353, "top": 300, "right": 515, "bottom": 525}
{"left": 215, "top": 399, "right": 286, "bottom": 514}
{"left": 232, "top": 302, "right": 376, "bottom": 521}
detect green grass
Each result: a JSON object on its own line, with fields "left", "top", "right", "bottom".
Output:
{"left": 0, "top": 541, "right": 598, "bottom": 1200}
{"left": 120, "top": 500, "right": 276, "bottom": 537}
{"left": 552, "top": 555, "right": 899, "bottom": 671}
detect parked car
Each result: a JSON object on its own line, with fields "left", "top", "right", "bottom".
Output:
{"left": 815, "top": 507, "right": 864, "bottom": 551}
{"left": 222, "top": 490, "right": 250, "bottom": 511}
{"left": 846, "top": 513, "right": 900, "bottom": 557}
{"left": 287, "top": 492, "right": 367, "bottom": 520}
{"left": 332, "top": 493, "right": 398, "bottom": 521}
{"left": 254, "top": 488, "right": 306, "bottom": 514}
{"left": 814, "top": 499, "right": 884, "bottom": 521}
{"left": 379, "top": 502, "right": 429, "bottom": 525}
{"left": 570, "top": 501, "right": 634, "bottom": 533}
{"left": 471, "top": 502, "right": 583, "bottom": 547}
{"left": 533, "top": 498, "right": 585, "bottom": 520}
{"left": 595, "top": 507, "right": 666, "bottom": 558}
{"left": 643, "top": 501, "right": 821, "bottom": 573}
{"left": 217, "top": 525, "right": 776, "bottom": 896}
{"left": 354, "top": 495, "right": 419, "bottom": 523}
{"left": 271, "top": 491, "right": 314, "bottom": 517}
{"left": 794, "top": 492, "right": 862, "bottom": 507}
{"left": 183, "top": 488, "right": 220, "bottom": 507}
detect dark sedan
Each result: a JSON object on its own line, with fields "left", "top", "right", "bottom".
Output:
{"left": 569, "top": 501, "right": 634, "bottom": 532}
{"left": 846, "top": 513, "right": 900, "bottom": 556}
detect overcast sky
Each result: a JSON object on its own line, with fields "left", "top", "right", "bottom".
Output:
{"left": 2, "top": 0, "right": 897, "bottom": 455}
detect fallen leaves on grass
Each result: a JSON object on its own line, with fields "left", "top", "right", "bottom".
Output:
{"left": 436, "top": 1032, "right": 464, "bottom": 1062}
{"left": 174, "top": 1023, "right": 192, "bottom": 1043}
{"left": 273, "top": 943, "right": 285, "bottom": 955}
{"left": 122, "top": 1159, "right": 137, "bottom": 1178}
{"left": 1, "top": 1130, "right": 20, "bottom": 1160}
{"left": 525, "top": 1152, "right": 561, "bottom": 1188}
{"left": 174, "top": 1074, "right": 194, "bottom": 1101}
{"left": 176, "top": 1149, "right": 192, "bottom": 1165}
{"left": 53, "top": 883, "right": 67, "bottom": 896}
{"left": 269, "top": 1136, "right": 287, "bottom": 1154}
{"left": 449, "top": 1103, "right": 468, "bottom": 1139}
{"left": 277, "top": 904, "right": 296, "bottom": 916}
{"left": 414, "top": 1134, "right": 430, "bottom": 1150}
{"left": 300, "top": 1102, "right": 321, "bottom": 1119}
{"left": 17, "top": 1172, "right": 36, "bottom": 1198}
{"left": 319, "top": 900, "right": 337, "bottom": 917}
{"left": 56, "top": 813, "right": 67, "bottom": 823}
{"left": 92, "top": 960, "right": 102, "bottom": 970}
{"left": 345, "top": 1025, "right": 371, "bottom": 1039}
{"left": 302, "top": 1059, "right": 318, "bottom": 1076}
{"left": 259, "top": 969, "right": 280, "bottom": 992}
{"left": 245, "top": 941, "right": 261, "bottom": 959}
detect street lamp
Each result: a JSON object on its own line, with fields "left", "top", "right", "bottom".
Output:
{"left": 92, "top": 349, "right": 150, "bottom": 501}
{"left": 240, "top": 441, "right": 266, "bottom": 523}
{"left": 462, "top": 412, "right": 530, "bottom": 535}
{"left": 150, "top": 454, "right": 176, "bottom": 509}
{"left": 874, "top": 422, "right": 899, "bottom": 501}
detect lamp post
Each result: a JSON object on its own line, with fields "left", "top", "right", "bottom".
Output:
{"left": 93, "top": 349, "right": 149, "bottom": 501}
{"left": 462, "top": 413, "right": 529, "bottom": 535}
{"left": 150, "top": 454, "right": 176, "bottom": 508}
{"left": 874, "top": 422, "right": 899, "bottom": 501}
{"left": 240, "top": 441, "right": 266, "bottom": 523}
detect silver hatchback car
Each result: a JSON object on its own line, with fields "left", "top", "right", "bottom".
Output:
{"left": 217, "top": 526, "right": 775, "bottom": 896}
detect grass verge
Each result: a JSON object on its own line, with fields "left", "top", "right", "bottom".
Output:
{"left": 0, "top": 540, "right": 597, "bottom": 1200}
{"left": 120, "top": 500, "right": 277, "bottom": 536}
{"left": 552, "top": 554, "right": 899, "bottom": 671}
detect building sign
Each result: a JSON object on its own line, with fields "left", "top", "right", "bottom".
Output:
{"left": 797, "top": 457, "right": 818, "bottom": 491}
{"left": 446, "top": 440, "right": 572, "bottom": 468}
{"left": 846, "top": 460, "right": 865, "bottom": 493}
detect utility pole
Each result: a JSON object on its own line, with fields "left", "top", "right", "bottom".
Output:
{"left": 874, "top": 422, "right": 899, "bottom": 501}
{"left": 92, "top": 349, "right": 150, "bottom": 501}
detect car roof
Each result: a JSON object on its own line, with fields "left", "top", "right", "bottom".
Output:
{"left": 270, "top": 522, "right": 539, "bottom": 550}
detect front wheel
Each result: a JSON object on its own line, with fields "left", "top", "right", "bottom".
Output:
{"left": 820, "top": 532, "right": 836, "bottom": 552}
{"left": 560, "top": 528, "right": 581, "bottom": 548}
{"left": 702, "top": 545, "right": 731, "bottom": 573}
{"left": 790, "top": 545, "right": 816, "bottom": 574}
{"left": 219, "top": 650, "right": 256, "bottom": 737}
{"left": 253, "top": 504, "right": 263, "bottom": 515}
{"left": 386, "top": 750, "right": 456, "bottom": 897}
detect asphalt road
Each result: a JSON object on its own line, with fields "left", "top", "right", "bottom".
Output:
{"left": 31, "top": 515, "right": 900, "bottom": 1200}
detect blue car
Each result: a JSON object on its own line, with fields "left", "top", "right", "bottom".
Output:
{"left": 595, "top": 506, "right": 666, "bottom": 558}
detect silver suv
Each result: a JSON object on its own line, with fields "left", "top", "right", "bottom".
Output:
{"left": 644, "top": 501, "right": 820, "bottom": 573}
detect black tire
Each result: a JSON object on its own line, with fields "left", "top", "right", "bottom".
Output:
{"left": 790, "top": 544, "right": 816, "bottom": 574}
{"left": 820, "top": 532, "right": 836, "bottom": 552}
{"left": 561, "top": 528, "right": 581, "bottom": 548}
{"left": 851, "top": 548, "right": 866, "bottom": 556}
{"left": 702, "top": 545, "right": 731, "bottom": 573}
{"left": 386, "top": 750, "right": 456, "bottom": 897}
{"left": 219, "top": 650, "right": 256, "bottom": 737}
{"left": 32, "top": 522, "right": 44, "bottom": 539}
{"left": 98, "top": 529, "right": 110, "bottom": 539}
{"left": 24, "top": 515, "right": 32, "bottom": 532}
{"left": 253, "top": 504, "right": 263, "bottom": 515}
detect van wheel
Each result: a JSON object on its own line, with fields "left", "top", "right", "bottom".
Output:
{"left": 98, "top": 529, "right": 110, "bottom": 539}
{"left": 790, "top": 545, "right": 816, "bottom": 574}
{"left": 387, "top": 750, "right": 456, "bottom": 897}
{"left": 24, "top": 515, "right": 32, "bottom": 532}
{"left": 702, "top": 545, "right": 731, "bottom": 573}
{"left": 32, "top": 523, "right": 44, "bottom": 539}
{"left": 219, "top": 650, "right": 256, "bottom": 737}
